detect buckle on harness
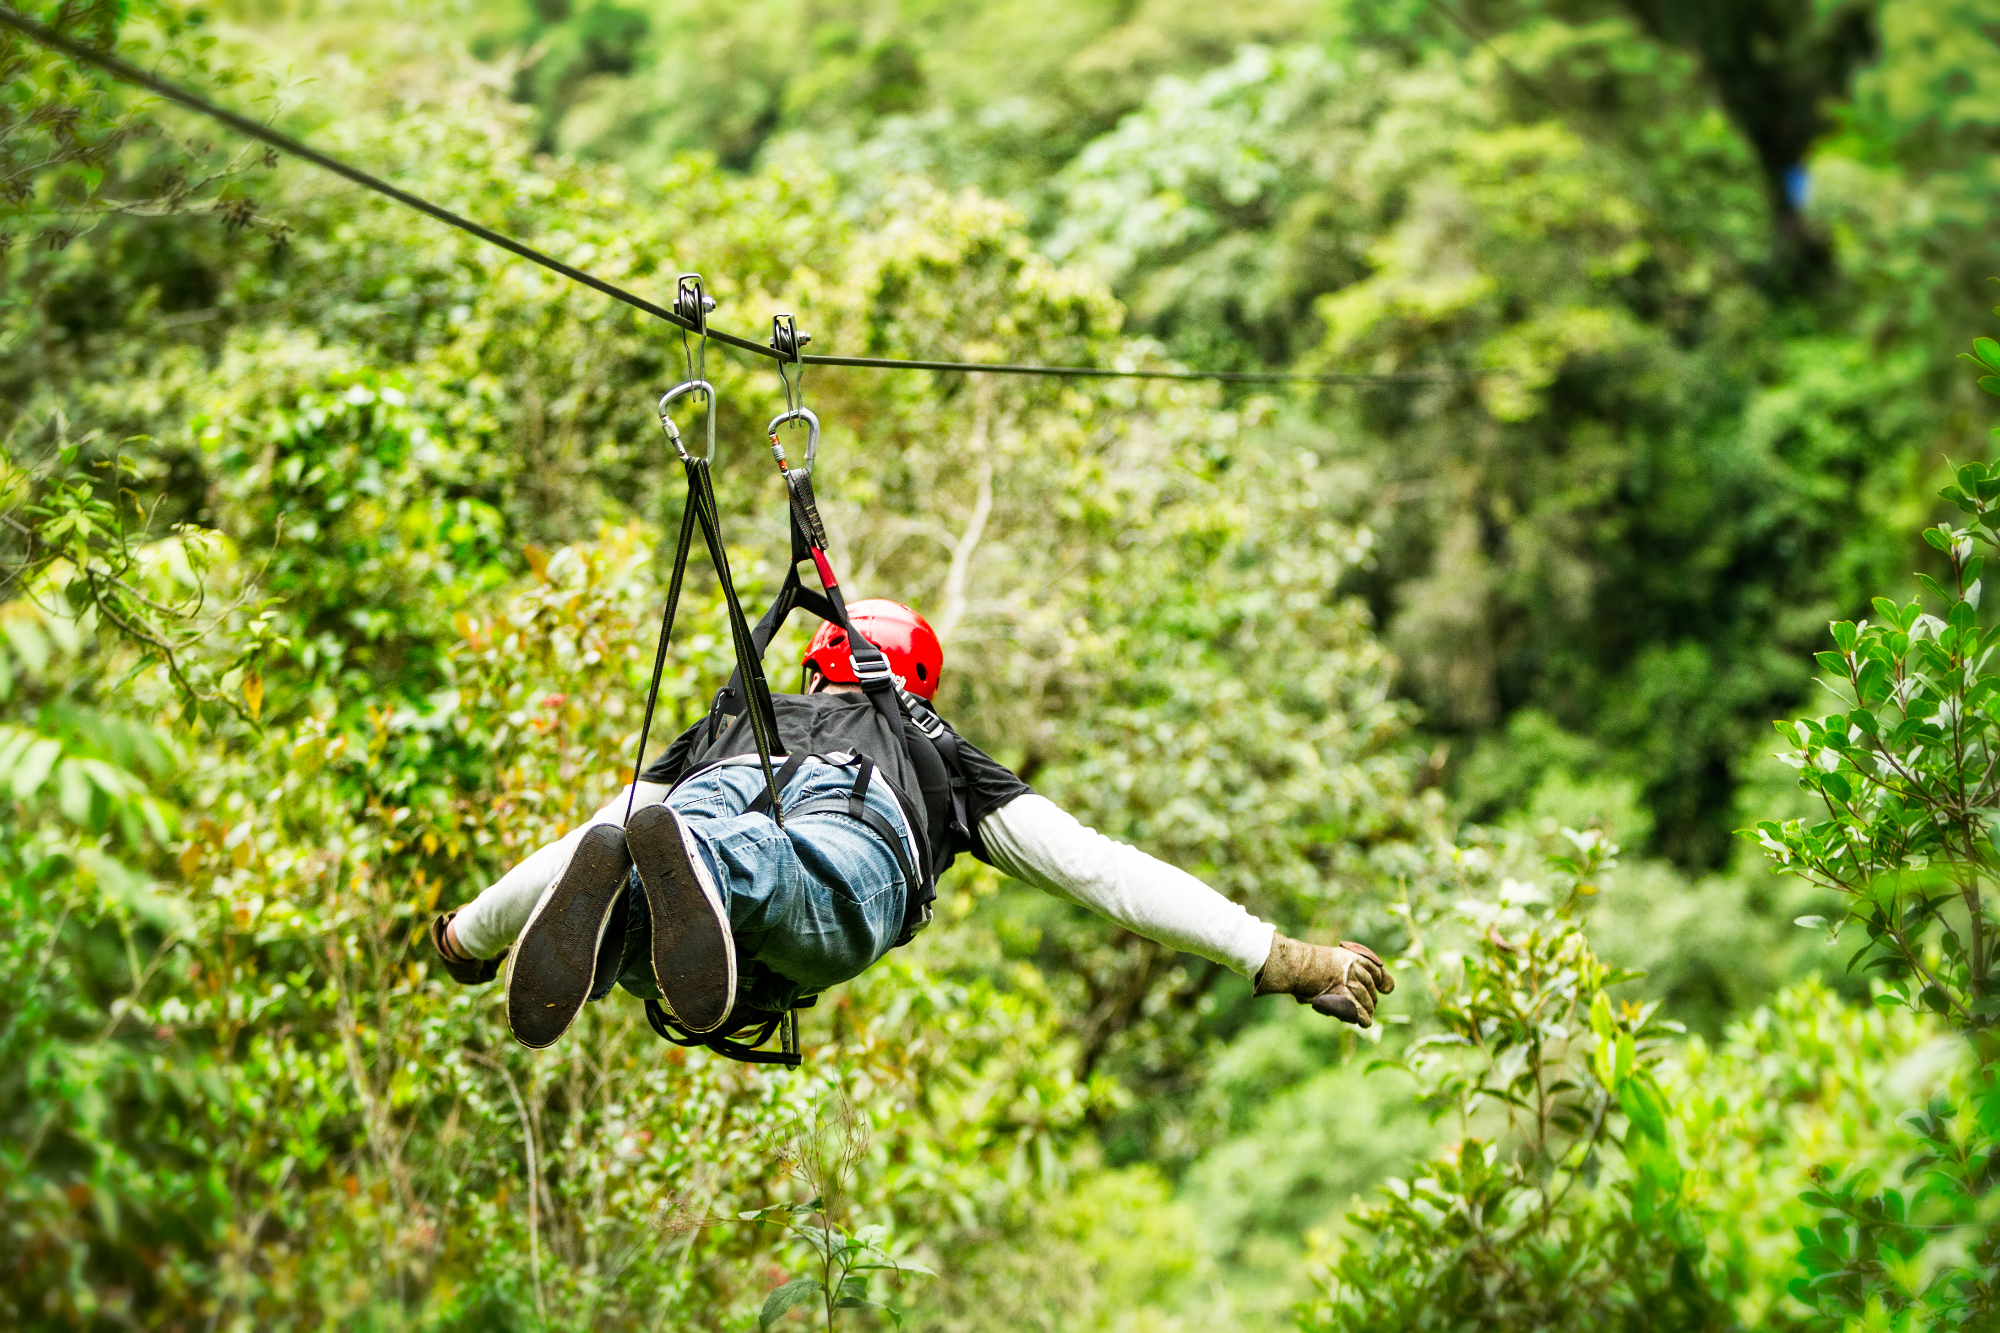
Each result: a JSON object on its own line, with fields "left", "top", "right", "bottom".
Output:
{"left": 851, "top": 655, "right": 896, "bottom": 688}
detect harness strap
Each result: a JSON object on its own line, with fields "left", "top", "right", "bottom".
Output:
{"left": 780, "top": 755, "right": 922, "bottom": 896}
{"left": 625, "top": 466, "right": 702, "bottom": 823}
{"left": 686, "top": 457, "right": 786, "bottom": 821}
{"left": 625, "top": 451, "right": 788, "bottom": 825}
{"left": 746, "top": 750, "right": 808, "bottom": 818}
{"left": 716, "top": 498, "right": 909, "bottom": 742}
{"left": 644, "top": 998, "right": 802, "bottom": 1068}
{"left": 905, "top": 696, "right": 972, "bottom": 838}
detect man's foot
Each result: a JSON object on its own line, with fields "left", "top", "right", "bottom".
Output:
{"left": 505, "top": 823, "right": 632, "bottom": 1048}
{"left": 625, "top": 803, "right": 735, "bottom": 1034}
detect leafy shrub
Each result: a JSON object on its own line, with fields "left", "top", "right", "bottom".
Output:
{"left": 1298, "top": 831, "right": 1742, "bottom": 1332}
{"left": 1755, "top": 330, "right": 2000, "bottom": 1330}
{"left": 1297, "top": 823, "right": 1952, "bottom": 1333}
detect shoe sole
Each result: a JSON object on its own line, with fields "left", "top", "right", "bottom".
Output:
{"left": 505, "top": 823, "right": 631, "bottom": 1048}
{"left": 626, "top": 803, "right": 735, "bottom": 1034}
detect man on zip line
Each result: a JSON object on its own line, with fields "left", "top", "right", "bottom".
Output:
{"left": 429, "top": 598, "right": 1393, "bottom": 1057}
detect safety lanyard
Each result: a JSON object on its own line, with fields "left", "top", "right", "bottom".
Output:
{"left": 626, "top": 278, "right": 787, "bottom": 826}
{"left": 621, "top": 295, "right": 913, "bottom": 1073}
{"left": 710, "top": 400, "right": 909, "bottom": 741}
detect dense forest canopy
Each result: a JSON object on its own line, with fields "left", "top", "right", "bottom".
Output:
{"left": 2, "top": 0, "right": 1996, "bottom": 1328}
{"left": 471, "top": 0, "right": 2000, "bottom": 868}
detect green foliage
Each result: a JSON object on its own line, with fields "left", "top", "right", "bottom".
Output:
{"left": 477, "top": 0, "right": 1334, "bottom": 196}
{"left": 1041, "top": 3, "right": 1997, "bottom": 868}
{"left": 1300, "top": 832, "right": 1741, "bottom": 1331}
{"left": 1668, "top": 979, "right": 1954, "bottom": 1332}
{"left": 1792, "top": 1078, "right": 2000, "bottom": 1332}
{"left": 1300, "top": 833, "right": 1955, "bottom": 1333}
{"left": 1, "top": 1, "right": 283, "bottom": 306}
{"left": 1760, "top": 544, "right": 1999, "bottom": 1035}
{"left": 739, "top": 1096, "right": 935, "bottom": 1330}
{"left": 5, "top": 2, "right": 1998, "bottom": 1329}
{"left": 1756, "top": 330, "right": 2000, "bottom": 1330}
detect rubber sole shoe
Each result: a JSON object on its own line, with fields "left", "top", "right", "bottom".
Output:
{"left": 505, "top": 823, "right": 632, "bottom": 1048}
{"left": 625, "top": 802, "right": 735, "bottom": 1035}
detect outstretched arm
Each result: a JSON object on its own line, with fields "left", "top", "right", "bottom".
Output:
{"left": 976, "top": 793, "right": 1276, "bottom": 976}
{"left": 975, "top": 794, "right": 1393, "bottom": 1025}
{"left": 443, "top": 781, "right": 668, "bottom": 961}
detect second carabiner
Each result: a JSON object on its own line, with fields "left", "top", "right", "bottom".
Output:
{"left": 766, "top": 406, "right": 820, "bottom": 477}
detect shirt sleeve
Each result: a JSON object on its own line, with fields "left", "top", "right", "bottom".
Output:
{"left": 975, "top": 793, "right": 1276, "bottom": 978}
{"left": 451, "top": 781, "right": 668, "bottom": 958}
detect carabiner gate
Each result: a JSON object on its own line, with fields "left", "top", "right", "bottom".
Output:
{"left": 766, "top": 406, "right": 821, "bottom": 477}
{"left": 767, "top": 407, "right": 828, "bottom": 551}
{"left": 658, "top": 380, "right": 717, "bottom": 463}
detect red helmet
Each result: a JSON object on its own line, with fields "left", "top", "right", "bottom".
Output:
{"left": 803, "top": 600, "right": 944, "bottom": 700}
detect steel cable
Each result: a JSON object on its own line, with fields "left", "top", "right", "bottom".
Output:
{"left": 1, "top": 4, "right": 1455, "bottom": 388}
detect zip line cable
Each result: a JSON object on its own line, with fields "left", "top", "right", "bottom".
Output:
{"left": 1, "top": 5, "right": 1451, "bottom": 388}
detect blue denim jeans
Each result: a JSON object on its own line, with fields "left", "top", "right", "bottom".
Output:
{"left": 592, "top": 757, "right": 913, "bottom": 1016}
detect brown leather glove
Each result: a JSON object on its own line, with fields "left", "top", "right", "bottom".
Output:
{"left": 1254, "top": 933, "right": 1394, "bottom": 1027}
{"left": 430, "top": 911, "right": 503, "bottom": 986}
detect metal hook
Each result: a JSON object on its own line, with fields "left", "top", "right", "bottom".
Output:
{"left": 675, "top": 274, "right": 715, "bottom": 383}
{"left": 766, "top": 406, "right": 821, "bottom": 477}
{"left": 658, "top": 380, "right": 717, "bottom": 463}
{"left": 769, "top": 314, "right": 812, "bottom": 413}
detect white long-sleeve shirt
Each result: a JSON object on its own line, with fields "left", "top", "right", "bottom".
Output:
{"left": 451, "top": 786, "right": 1275, "bottom": 978}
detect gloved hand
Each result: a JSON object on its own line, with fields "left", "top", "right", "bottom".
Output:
{"left": 430, "top": 911, "right": 503, "bottom": 985}
{"left": 1253, "top": 933, "right": 1394, "bottom": 1027}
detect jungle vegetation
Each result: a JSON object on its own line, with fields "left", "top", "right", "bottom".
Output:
{"left": 2, "top": 0, "right": 1996, "bottom": 1328}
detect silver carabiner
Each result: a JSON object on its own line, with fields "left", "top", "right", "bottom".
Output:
{"left": 766, "top": 406, "right": 821, "bottom": 477}
{"left": 658, "top": 380, "right": 717, "bottom": 463}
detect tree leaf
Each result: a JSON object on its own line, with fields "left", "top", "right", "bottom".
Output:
{"left": 1619, "top": 1071, "right": 1670, "bottom": 1143}
{"left": 759, "top": 1278, "right": 822, "bottom": 1331}
{"left": 836, "top": 1297, "right": 901, "bottom": 1326}
{"left": 12, "top": 737, "right": 61, "bottom": 799}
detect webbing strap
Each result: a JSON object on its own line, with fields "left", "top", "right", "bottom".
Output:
{"left": 644, "top": 998, "right": 801, "bottom": 1068}
{"left": 626, "top": 455, "right": 786, "bottom": 826}
{"left": 746, "top": 750, "right": 808, "bottom": 817}
{"left": 717, "top": 495, "right": 907, "bottom": 740}
{"left": 626, "top": 467, "right": 701, "bottom": 823}
{"left": 688, "top": 457, "right": 785, "bottom": 818}
{"left": 905, "top": 695, "right": 972, "bottom": 837}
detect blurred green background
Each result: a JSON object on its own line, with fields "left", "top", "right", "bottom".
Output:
{"left": 3, "top": 0, "right": 1996, "bottom": 1327}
